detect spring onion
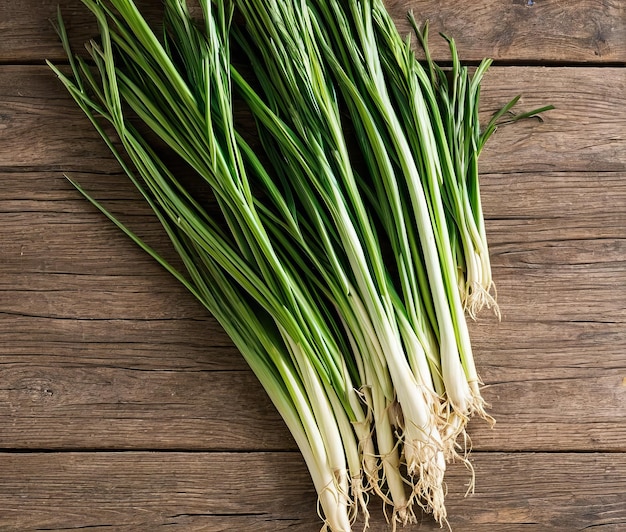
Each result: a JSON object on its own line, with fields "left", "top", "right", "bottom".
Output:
{"left": 49, "top": 1, "right": 552, "bottom": 530}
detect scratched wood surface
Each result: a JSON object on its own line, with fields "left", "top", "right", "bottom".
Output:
{"left": 1, "top": 1, "right": 625, "bottom": 531}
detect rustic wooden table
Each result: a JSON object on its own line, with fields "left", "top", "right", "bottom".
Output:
{"left": 1, "top": 1, "right": 625, "bottom": 530}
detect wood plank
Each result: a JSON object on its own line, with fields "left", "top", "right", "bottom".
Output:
{"left": 0, "top": 451, "right": 318, "bottom": 531}
{"left": 478, "top": 67, "right": 626, "bottom": 174}
{"left": 4, "top": 224, "right": 624, "bottom": 321}
{"left": 389, "top": 0, "right": 626, "bottom": 63}
{"left": 482, "top": 171, "right": 626, "bottom": 220}
{"left": 0, "top": 67, "right": 119, "bottom": 173}
{"left": 0, "top": 317, "right": 244, "bottom": 370}
{"left": 1, "top": 0, "right": 624, "bottom": 64}
{"left": 0, "top": 451, "right": 623, "bottom": 531}
{"left": 0, "top": 365, "right": 292, "bottom": 450}
{"left": 1, "top": 66, "right": 623, "bottom": 174}
{"left": 0, "top": 348, "right": 622, "bottom": 452}
{"left": 0, "top": 0, "right": 159, "bottom": 65}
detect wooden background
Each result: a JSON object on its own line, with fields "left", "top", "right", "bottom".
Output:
{"left": 1, "top": 0, "right": 625, "bottom": 530}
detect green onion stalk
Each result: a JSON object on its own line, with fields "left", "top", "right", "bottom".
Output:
{"left": 406, "top": 17, "right": 552, "bottom": 320}
{"left": 364, "top": 1, "right": 486, "bottom": 441}
{"left": 232, "top": 0, "right": 453, "bottom": 524}
{"left": 49, "top": 1, "right": 371, "bottom": 529}
{"left": 372, "top": 1, "right": 551, "bottom": 431}
{"left": 301, "top": 0, "right": 449, "bottom": 522}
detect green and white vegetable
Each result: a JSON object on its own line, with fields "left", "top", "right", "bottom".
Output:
{"left": 49, "top": 1, "right": 551, "bottom": 530}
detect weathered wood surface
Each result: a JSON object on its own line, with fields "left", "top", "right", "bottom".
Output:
{"left": 2, "top": 66, "right": 624, "bottom": 173}
{"left": 0, "top": 452, "right": 624, "bottom": 531}
{"left": 1, "top": 1, "right": 625, "bottom": 531}
{"left": 1, "top": 0, "right": 625, "bottom": 63}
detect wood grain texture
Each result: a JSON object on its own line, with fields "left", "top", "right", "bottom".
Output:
{"left": 387, "top": 0, "right": 626, "bottom": 63}
{"left": 0, "top": 452, "right": 624, "bottom": 531}
{"left": 1, "top": 0, "right": 625, "bottom": 63}
{"left": 1, "top": 1, "right": 625, "bottom": 530}
{"left": 2, "top": 66, "right": 624, "bottom": 175}
{"left": 478, "top": 67, "right": 626, "bottom": 174}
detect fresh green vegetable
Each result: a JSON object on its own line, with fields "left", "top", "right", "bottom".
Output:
{"left": 49, "top": 1, "right": 552, "bottom": 530}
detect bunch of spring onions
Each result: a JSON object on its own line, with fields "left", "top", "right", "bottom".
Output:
{"left": 49, "top": 1, "right": 552, "bottom": 530}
